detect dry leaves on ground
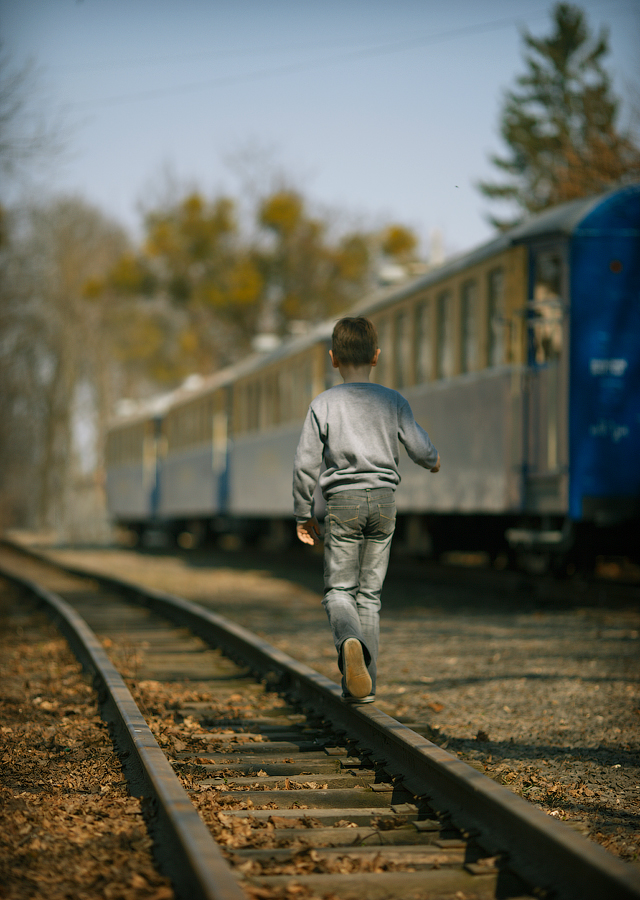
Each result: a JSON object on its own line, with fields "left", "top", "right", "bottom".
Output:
{"left": 0, "top": 590, "right": 174, "bottom": 900}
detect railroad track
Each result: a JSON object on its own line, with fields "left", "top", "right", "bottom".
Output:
{"left": 1, "top": 541, "right": 639, "bottom": 900}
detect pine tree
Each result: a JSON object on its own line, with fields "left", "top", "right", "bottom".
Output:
{"left": 479, "top": 3, "right": 640, "bottom": 228}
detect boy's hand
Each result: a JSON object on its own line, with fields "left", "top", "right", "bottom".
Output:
{"left": 430, "top": 453, "right": 441, "bottom": 473}
{"left": 297, "top": 517, "right": 321, "bottom": 545}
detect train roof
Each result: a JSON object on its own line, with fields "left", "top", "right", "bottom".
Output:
{"left": 239, "top": 183, "right": 640, "bottom": 366}
{"left": 352, "top": 184, "right": 639, "bottom": 319}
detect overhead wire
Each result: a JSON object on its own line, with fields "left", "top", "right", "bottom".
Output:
{"left": 70, "top": 10, "right": 553, "bottom": 111}
{"left": 55, "top": 0, "right": 635, "bottom": 76}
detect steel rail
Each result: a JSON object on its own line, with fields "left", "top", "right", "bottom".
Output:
{"left": 0, "top": 563, "right": 247, "bottom": 900}
{"left": 5, "top": 543, "right": 640, "bottom": 900}
{"left": 39, "top": 550, "right": 640, "bottom": 900}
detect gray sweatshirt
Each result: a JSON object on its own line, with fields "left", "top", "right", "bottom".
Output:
{"left": 293, "top": 381, "right": 438, "bottom": 522}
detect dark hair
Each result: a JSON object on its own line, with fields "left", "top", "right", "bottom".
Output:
{"left": 331, "top": 317, "right": 378, "bottom": 366}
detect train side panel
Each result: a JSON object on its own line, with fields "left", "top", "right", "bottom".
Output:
{"left": 229, "top": 340, "right": 331, "bottom": 518}
{"left": 229, "top": 424, "right": 306, "bottom": 518}
{"left": 398, "top": 367, "right": 522, "bottom": 513}
{"left": 569, "top": 186, "right": 640, "bottom": 523}
{"left": 158, "top": 386, "right": 229, "bottom": 522}
{"left": 105, "top": 465, "right": 154, "bottom": 521}
{"left": 157, "top": 446, "right": 219, "bottom": 518}
{"left": 104, "top": 420, "right": 158, "bottom": 523}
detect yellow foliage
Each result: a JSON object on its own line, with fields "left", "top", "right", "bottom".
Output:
{"left": 145, "top": 220, "right": 176, "bottom": 258}
{"left": 280, "top": 292, "right": 302, "bottom": 318}
{"left": 259, "top": 191, "right": 303, "bottom": 236}
{"left": 111, "top": 310, "right": 164, "bottom": 363}
{"left": 109, "top": 253, "right": 147, "bottom": 293}
{"left": 336, "top": 235, "right": 369, "bottom": 281}
{"left": 179, "top": 328, "right": 199, "bottom": 356}
{"left": 82, "top": 277, "right": 104, "bottom": 299}
{"left": 229, "top": 259, "right": 263, "bottom": 307}
{"left": 208, "top": 197, "right": 235, "bottom": 235}
{"left": 182, "top": 193, "right": 204, "bottom": 219}
{"left": 382, "top": 224, "right": 417, "bottom": 260}
{"left": 197, "top": 283, "right": 225, "bottom": 309}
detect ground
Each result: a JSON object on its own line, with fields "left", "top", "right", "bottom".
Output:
{"left": 2, "top": 538, "right": 639, "bottom": 885}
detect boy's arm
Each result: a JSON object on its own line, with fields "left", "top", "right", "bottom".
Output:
{"left": 292, "top": 407, "right": 324, "bottom": 524}
{"left": 398, "top": 399, "right": 440, "bottom": 471}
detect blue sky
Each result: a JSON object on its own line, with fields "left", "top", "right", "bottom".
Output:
{"left": 3, "top": 0, "right": 639, "bottom": 257}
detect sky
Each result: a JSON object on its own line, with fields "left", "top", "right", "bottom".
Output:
{"left": 3, "top": 0, "right": 640, "bottom": 258}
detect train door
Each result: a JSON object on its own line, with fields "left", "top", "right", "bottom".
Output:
{"left": 522, "top": 242, "right": 570, "bottom": 515}
{"left": 213, "top": 388, "right": 230, "bottom": 514}
{"left": 144, "top": 416, "right": 163, "bottom": 519}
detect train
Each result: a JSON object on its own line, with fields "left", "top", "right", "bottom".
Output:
{"left": 105, "top": 184, "right": 640, "bottom": 573}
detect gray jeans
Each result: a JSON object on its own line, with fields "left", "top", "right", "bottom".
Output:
{"left": 322, "top": 487, "right": 396, "bottom": 694}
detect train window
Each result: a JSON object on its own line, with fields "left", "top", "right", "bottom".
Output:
{"left": 291, "top": 365, "right": 300, "bottom": 418}
{"left": 194, "top": 403, "right": 200, "bottom": 444}
{"left": 436, "top": 290, "right": 453, "bottom": 379}
{"left": 240, "top": 385, "right": 249, "bottom": 433}
{"left": 460, "top": 280, "right": 478, "bottom": 374}
{"left": 250, "top": 381, "right": 261, "bottom": 431}
{"left": 534, "top": 249, "right": 562, "bottom": 299}
{"left": 376, "top": 318, "right": 390, "bottom": 385}
{"left": 212, "top": 411, "right": 227, "bottom": 474}
{"left": 200, "top": 400, "right": 207, "bottom": 443}
{"left": 304, "top": 361, "right": 313, "bottom": 408}
{"left": 271, "top": 375, "right": 279, "bottom": 425}
{"left": 530, "top": 250, "right": 564, "bottom": 364}
{"left": 414, "top": 300, "right": 431, "bottom": 383}
{"left": 177, "top": 409, "right": 184, "bottom": 447}
{"left": 239, "top": 385, "right": 247, "bottom": 433}
{"left": 197, "top": 402, "right": 203, "bottom": 442}
{"left": 263, "top": 376, "right": 274, "bottom": 427}
{"left": 187, "top": 406, "right": 194, "bottom": 445}
{"left": 186, "top": 406, "right": 193, "bottom": 446}
{"left": 279, "top": 369, "right": 291, "bottom": 423}
{"left": 116, "top": 425, "right": 143, "bottom": 464}
{"left": 192, "top": 403, "right": 199, "bottom": 444}
{"left": 394, "top": 311, "right": 411, "bottom": 388}
{"left": 487, "top": 267, "right": 505, "bottom": 367}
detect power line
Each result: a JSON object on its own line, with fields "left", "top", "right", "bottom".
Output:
{"left": 55, "top": 0, "right": 636, "bottom": 75}
{"left": 53, "top": 38, "right": 383, "bottom": 74}
{"left": 72, "top": 10, "right": 552, "bottom": 111}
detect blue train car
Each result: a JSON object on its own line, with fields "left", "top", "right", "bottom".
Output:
{"left": 568, "top": 187, "right": 640, "bottom": 524}
{"left": 503, "top": 185, "right": 640, "bottom": 564}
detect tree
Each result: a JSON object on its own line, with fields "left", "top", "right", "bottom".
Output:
{"left": 479, "top": 3, "right": 640, "bottom": 227}
{"left": 129, "top": 191, "right": 265, "bottom": 371}
{"left": 0, "top": 52, "right": 66, "bottom": 197}
{"left": 256, "top": 189, "right": 373, "bottom": 328}
{"left": 0, "top": 198, "right": 129, "bottom": 532}
{"left": 105, "top": 186, "right": 421, "bottom": 375}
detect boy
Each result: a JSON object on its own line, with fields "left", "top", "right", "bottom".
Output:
{"left": 293, "top": 316, "right": 440, "bottom": 703}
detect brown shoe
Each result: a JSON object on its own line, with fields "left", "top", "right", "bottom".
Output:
{"left": 343, "top": 639, "right": 372, "bottom": 699}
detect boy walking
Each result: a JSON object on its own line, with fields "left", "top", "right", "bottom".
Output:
{"left": 293, "top": 316, "right": 440, "bottom": 703}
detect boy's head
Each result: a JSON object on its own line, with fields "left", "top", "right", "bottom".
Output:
{"left": 331, "top": 317, "right": 378, "bottom": 366}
